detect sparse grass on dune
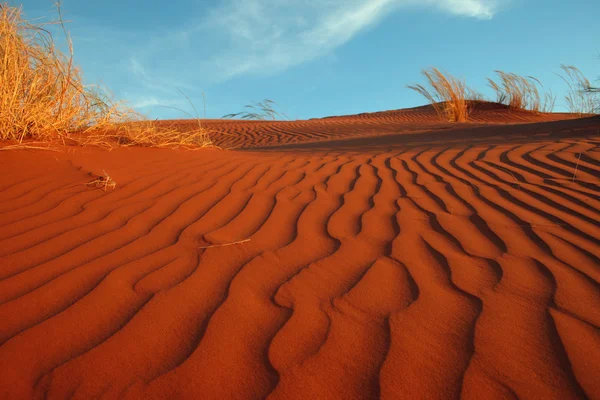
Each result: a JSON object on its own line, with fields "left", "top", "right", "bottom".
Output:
{"left": 78, "top": 119, "right": 213, "bottom": 149}
{"left": 487, "top": 70, "right": 555, "bottom": 112}
{"left": 0, "top": 2, "right": 211, "bottom": 148}
{"left": 407, "top": 67, "right": 476, "bottom": 122}
{"left": 81, "top": 90, "right": 213, "bottom": 149}
{"left": 559, "top": 65, "right": 599, "bottom": 115}
{"left": 223, "top": 99, "right": 289, "bottom": 121}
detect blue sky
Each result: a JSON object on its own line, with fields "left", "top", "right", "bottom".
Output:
{"left": 18, "top": 0, "right": 600, "bottom": 120}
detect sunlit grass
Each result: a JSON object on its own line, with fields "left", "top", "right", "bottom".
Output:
{"left": 487, "top": 70, "right": 555, "bottom": 112}
{"left": 223, "top": 99, "right": 289, "bottom": 121}
{"left": 0, "top": 2, "right": 211, "bottom": 148}
{"left": 407, "top": 67, "right": 476, "bottom": 122}
{"left": 559, "top": 65, "right": 599, "bottom": 115}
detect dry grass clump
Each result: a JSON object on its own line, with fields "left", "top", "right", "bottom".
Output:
{"left": 540, "top": 89, "right": 556, "bottom": 113}
{"left": 80, "top": 118, "right": 212, "bottom": 149}
{"left": 80, "top": 90, "right": 212, "bottom": 149}
{"left": 0, "top": 3, "right": 111, "bottom": 141}
{"left": 407, "top": 68, "right": 475, "bottom": 122}
{"left": 487, "top": 70, "right": 555, "bottom": 112}
{"left": 223, "top": 99, "right": 289, "bottom": 120}
{"left": 0, "top": 2, "right": 211, "bottom": 148}
{"left": 559, "top": 65, "right": 599, "bottom": 115}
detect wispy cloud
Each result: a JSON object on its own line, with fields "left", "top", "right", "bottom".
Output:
{"left": 197, "top": 0, "right": 398, "bottom": 80}
{"left": 70, "top": 0, "right": 506, "bottom": 114}
{"left": 128, "top": 58, "right": 150, "bottom": 82}
{"left": 190, "top": 0, "right": 504, "bottom": 80}
{"left": 428, "top": 0, "right": 500, "bottom": 19}
{"left": 127, "top": 96, "right": 163, "bottom": 110}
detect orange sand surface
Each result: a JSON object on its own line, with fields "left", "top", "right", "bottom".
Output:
{"left": 1, "top": 104, "right": 599, "bottom": 399}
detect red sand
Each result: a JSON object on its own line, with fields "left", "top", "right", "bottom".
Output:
{"left": 0, "top": 104, "right": 599, "bottom": 399}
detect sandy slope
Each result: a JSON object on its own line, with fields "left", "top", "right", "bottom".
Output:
{"left": 164, "top": 102, "right": 579, "bottom": 149}
{"left": 0, "top": 105, "right": 599, "bottom": 399}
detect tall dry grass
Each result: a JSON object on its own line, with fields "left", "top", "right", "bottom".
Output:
{"left": 407, "top": 68, "right": 475, "bottom": 122}
{"left": 223, "top": 99, "right": 289, "bottom": 120}
{"left": 487, "top": 70, "right": 555, "bottom": 112}
{"left": 559, "top": 65, "right": 599, "bottom": 115}
{"left": 0, "top": 2, "right": 211, "bottom": 148}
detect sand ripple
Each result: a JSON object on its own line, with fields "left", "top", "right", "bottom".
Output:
{"left": 0, "top": 109, "right": 598, "bottom": 399}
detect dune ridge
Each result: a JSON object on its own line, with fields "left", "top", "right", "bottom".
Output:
{"left": 0, "top": 109, "right": 599, "bottom": 399}
{"left": 161, "top": 102, "right": 583, "bottom": 149}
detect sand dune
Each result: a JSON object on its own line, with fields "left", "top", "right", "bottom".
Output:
{"left": 0, "top": 106, "right": 599, "bottom": 399}
{"left": 164, "top": 102, "right": 580, "bottom": 149}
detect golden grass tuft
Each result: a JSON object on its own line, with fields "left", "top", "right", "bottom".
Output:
{"left": 79, "top": 119, "right": 213, "bottom": 149}
{"left": 223, "top": 99, "right": 289, "bottom": 121}
{"left": 0, "top": 2, "right": 211, "bottom": 148}
{"left": 407, "top": 68, "right": 475, "bottom": 122}
{"left": 559, "top": 65, "right": 599, "bottom": 115}
{"left": 487, "top": 70, "right": 555, "bottom": 112}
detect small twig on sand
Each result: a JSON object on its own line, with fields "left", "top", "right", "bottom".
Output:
{"left": 488, "top": 222, "right": 565, "bottom": 229}
{"left": 198, "top": 239, "right": 251, "bottom": 249}
{"left": 462, "top": 181, "right": 476, "bottom": 200}
{"left": 508, "top": 172, "right": 521, "bottom": 190}
{"left": 572, "top": 152, "right": 582, "bottom": 183}
{"left": 530, "top": 222, "right": 566, "bottom": 228}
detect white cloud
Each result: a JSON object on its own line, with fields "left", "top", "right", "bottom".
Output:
{"left": 429, "top": 0, "right": 499, "bottom": 19}
{"left": 187, "top": 0, "right": 505, "bottom": 80}
{"left": 77, "top": 0, "right": 506, "bottom": 114}
{"left": 129, "top": 96, "right": 162, "bottom": 109}
{"left": 120, "top": 0, "right": 505, "bottom": 85}
{"left": 128, "top": 57, "right": 150, "bottom": 81}
{"left": 194, "top": 0, "right": 397, "bottom": 80}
